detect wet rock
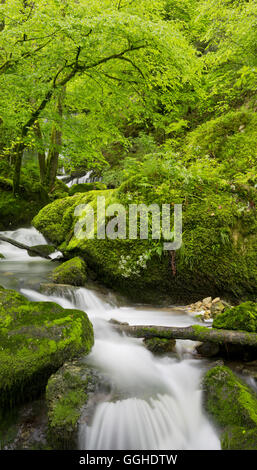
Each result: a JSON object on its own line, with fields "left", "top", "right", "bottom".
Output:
{"left": 196, "top": 342, "right": 220, "bottom": 358}
{"left": 1, "top": 398, "right": 49, "bottom": 450}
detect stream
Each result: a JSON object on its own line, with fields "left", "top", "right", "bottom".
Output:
{"left": 0, "top": 227, "right": 221, "bottom": 450}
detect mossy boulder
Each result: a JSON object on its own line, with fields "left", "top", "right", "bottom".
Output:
{"left": 221, "top": 425, "right": 257, "bottom": 450}
{"left": 51, "top": 257, "right": 87, "bottom": 286}
{"left": 69, "top": 182, "right": 107, "bottom": 196}
{"left": 203, "top": 366, "right": 257, "bottom": 430}
{"left": 0, "top": 285, "right": 94, "bottom": 410}
{"left": 33, "top": 173, "right": 257, "bottom": 304}
{"left": 0, "top": 253, "right": 5, "bottom": 260}
{"left": 46, "top": 359, "right": 108, "bottom": 450}
{"left": 213, "top": 302, "right": 257, "bottom": 332}
{"left": 143, "top": 337, "right": 176, "bottom": 355}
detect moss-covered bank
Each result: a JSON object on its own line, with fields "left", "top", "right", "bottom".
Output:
{"left": 0, "top": 286, "right": 94, "bottom": 410}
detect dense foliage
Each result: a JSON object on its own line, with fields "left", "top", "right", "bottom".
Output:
{"left": 0, "top": 0, "right": 256, "bottom": 300}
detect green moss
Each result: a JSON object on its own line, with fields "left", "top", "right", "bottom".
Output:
{"left": 0, "top": 285, "right": 94, "bottom": 410}
{"left": 184, "top": 109, "right": 257, "bottom": 178}
{"left": 221, "top": 425, "right": 257, "bottom": 450}
{"left": 0, "top": 253, "right": 5, "bottom": 260}
{"left": 69, "top": 182, "right": 107, "bottom": 196}
{"left": 51, "top": 257, "right": 87, "bottom": 286}
{"left": 203, "top": 366, "right": 257, "bottom": 429}
{"left": 213, "top": 302, "right": 257, "bottom": 332}
{"left": 143, "top": 337, "right": 176, "bottom": 355}
{"left": 46, "top": 360, "right": 96, "bottom": 449}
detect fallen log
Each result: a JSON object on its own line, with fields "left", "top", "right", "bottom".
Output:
{"left": 110, "top": 321, "right": 257, "bottom": 348}
{"left": 0, "top": 235, "right": 52, "bottom": 259}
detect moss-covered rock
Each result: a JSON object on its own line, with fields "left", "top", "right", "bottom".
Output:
{"left": 213, "top": 302, "right": 257, "bottom": 332}
{"left": 221, "top": 425, "right": 257, "bottom": 450}
{"left": 46, "top": 359, "right": 108, "bottom": 450}
{"left": 0, "top": 285, "right": 94, "bottom": 410}
{"left": 143, "top": 337, "right": 176, "bottom": 355}
{"left": 69, "top": 182, "right": 107, "bottom": 196}
{"left": 0, "top": 253, "right": 5, "bottom": 260}
{"left": 51, "top": 257, "right": 87, "bottom": 286}
{"left": 32, "top": 172, "right": 257, "bottom": 304}
{"left": 203, "top": 366, "right": 257, "bottom": 429}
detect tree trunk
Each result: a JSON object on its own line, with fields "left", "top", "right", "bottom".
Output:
{"left": 110, "top": 321, "right": 257, "bottom": 348}
{"left": 34, "top": 121, "right": 46, "bottom": 185}
{"left": 13, "top": 143, "right": 25, "bottom": 196}
{"left": 0, "top": 235, "right": 52, "bottom": 259}
{"left": 45, "top": 88, "right": 64, "bottom": 191}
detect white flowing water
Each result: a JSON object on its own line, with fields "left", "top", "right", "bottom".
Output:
{"left": 67, "top": 170, "right": 93, "bottom": 188}
{"left": 0, "top": 227, "right": 221, "bottom": 450}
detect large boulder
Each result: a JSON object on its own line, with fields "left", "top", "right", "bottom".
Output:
{"left": 213, "top": 301, "right": 257, "bottom": 332}
{"left": 51, "top": 257, "right": 87, "bottom": 286}
{"left": 0, "top": 286, "right": 94, "bottom": 409}
{"left": 32, "top": 174, "right": 257, "bottom": 304}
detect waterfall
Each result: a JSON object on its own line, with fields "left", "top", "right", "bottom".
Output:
{"left": 0, "top": 230, "right": 221, "bottom": 450}
{"left": 67, "top": 170, "right": 94, "bottom": 188}
{"left": 21, "top": 284, "right": 221, "bottom": 450}
{"left": 0, "top": 227, "right": 47, "bottom": 261}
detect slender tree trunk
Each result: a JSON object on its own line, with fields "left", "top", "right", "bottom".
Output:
{"left": 45, "top": 88, "right": 64, "bottom": 190}
{"left": 34, "top": 121, "right": 46, "bottom": 185}
{"left": 13, "top": 143, "right": 25, "bottom": 196}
